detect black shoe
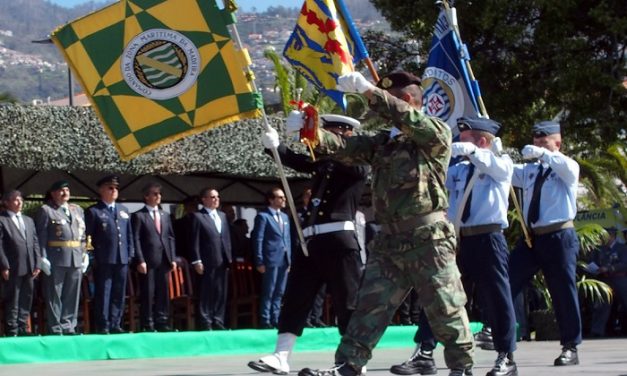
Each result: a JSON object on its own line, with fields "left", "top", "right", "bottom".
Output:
{"left": 474, "top": 328, "right": 495, "bottom": 350}
{"left": 212, "top": 322, "right": 227, "bottom": 330}
{"left": 260, "top": 323, "right": 274, "bottom": 329}
{"left": 305, "top": 320, "right": 315, "bottom": 328}
{"left": 486, "top": 352, "right": 517, "bottom": 376}
{"left": 449, "top": 369, "right": 473, "bottom": 376}
{"left": 97, "top": 329, "right": 110, "bottom": 335}
{"left": 247, "top": 359, "right": 288, "bottom": 375}
{"left": 110, "top": 327, "right": 126, "bottom": 334}
{"left": 142, "top": 325, "right": 156, "bottom": 332}
{"left": 554, "top": 346, "right": 579, "bottom": 366}
{"left": 298, "top": 363, "right": 362, "bottom": 376}
{"left": 313, "top": 319, "right": 328, "bottom": 328}
{"left": 155, "top": 324, "right": 172, "bottom": 332}
{"left": 390, "top": 349, "right": 437, "bottom": 375}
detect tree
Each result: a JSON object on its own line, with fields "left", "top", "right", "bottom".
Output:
{"left": 366, "top": 0, "right": 626, "bottom": 150}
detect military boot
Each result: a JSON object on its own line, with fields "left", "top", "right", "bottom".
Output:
{"left": 298, "top": 363, "right": 362, "bottom": 376}
{"left": 390, "top": 348, "right": 437, "bottom": 375}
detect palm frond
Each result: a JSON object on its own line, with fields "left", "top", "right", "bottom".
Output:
{"left": 263, "top": 47, "right": 292, "bottom": 114}
{"left": 577, "top": 276, "right": 613, "bottom": 304}
{"left": 577, "top": 223, "right": 608, "bottom": 256}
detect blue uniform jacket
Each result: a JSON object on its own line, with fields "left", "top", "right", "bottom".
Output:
{"left": 86, "top": 201, "right": 134, "bottom": 265}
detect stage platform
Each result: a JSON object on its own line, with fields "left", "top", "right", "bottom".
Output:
{"left": 1, "top": 336, "right": 626, "bottom": 376}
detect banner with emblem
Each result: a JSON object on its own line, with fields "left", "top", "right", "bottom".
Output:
{"left": 283, "top": 0, "right": 369, "bottom": 110}
{"left": 51, "top": 0, "right": 263, "bottom": 160}
{"left": 422, "top": 5, "right": 484, "bottom": 137}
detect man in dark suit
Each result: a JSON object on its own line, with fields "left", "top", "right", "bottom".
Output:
{"left": 86, "top": 175, "right": 134, "bottom": 334}
{"left": 252, "top": 187, "right": 291, "bottom": 329}
{"left": 132, "top": 182, "right": 177, "bottom": 332}
{"left": 35, "top": 180, "right": 86, "bottom": 335}
{"left": 0, "top": 190, "right": 41, "bottom": 336}
{"left": 190, "top": 187, "right": 232, "bottom": 330}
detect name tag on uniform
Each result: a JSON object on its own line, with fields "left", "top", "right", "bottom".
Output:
{"left": 120, "top": 211, "right": 129, "bottom": 219}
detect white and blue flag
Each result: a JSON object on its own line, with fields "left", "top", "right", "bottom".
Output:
{"left": 422, "top": 5, "right": 484, "bottom": 139}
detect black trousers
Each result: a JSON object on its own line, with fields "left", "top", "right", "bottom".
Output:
{"left": 278, "top": 233, "right": 364, "bottom": 336}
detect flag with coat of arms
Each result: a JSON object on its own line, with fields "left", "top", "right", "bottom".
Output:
{"left": 51, "top": 0, "right": 263, "bottom": 160}
{"left": 422, "top": 3, "right": 484, "bottom": 137}
{"left": 283, "top": 0, "right": 369, "bottom": 111}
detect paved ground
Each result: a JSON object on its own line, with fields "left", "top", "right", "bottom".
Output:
{"left": 1, "top": 338, "right": 626, "bottom": 375}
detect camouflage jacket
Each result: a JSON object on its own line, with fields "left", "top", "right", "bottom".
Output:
{"left": 316, "top": 89, "right": 451, "bottom": 225}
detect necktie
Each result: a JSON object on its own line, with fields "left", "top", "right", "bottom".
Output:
{"left": 211, "top": 211, "right": 221, "bottom": 233}
{"left": 16, "top": 213, "right": 26, "bottom": 237}
{"left": 276, "top": 211, "right": 284, "bottom": 233}
{"left": 461, "top": 163, "right": 475, "bottom": 223}
{"left": 153, "top": 209, "right": 161, "bottom": 234}
{"left": 62, "top": 205, "right": 72, "bottom": 222}
{"left": 527, "top": 165, "right": 552, "bottom": 227}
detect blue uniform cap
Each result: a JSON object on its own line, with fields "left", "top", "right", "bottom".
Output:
{"left": 96, "top": 174, "right": 120, "bottom": 187}
{"left": 457, "top": 117, "right": 501, "bottom": 136}
{"left": 532, "top": 121, "right": 560, "bottom": 137}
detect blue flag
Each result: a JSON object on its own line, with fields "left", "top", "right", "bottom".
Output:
{"left": 422, "top": 7, "right": 483, "bottom": 138}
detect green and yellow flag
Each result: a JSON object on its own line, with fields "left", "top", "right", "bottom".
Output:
{"left": 51, "top": 0, "right": 263, "bottom": 159}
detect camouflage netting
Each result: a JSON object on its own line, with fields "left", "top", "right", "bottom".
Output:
{"left": 0, "top": 103, "right": 308, "bottom": 178}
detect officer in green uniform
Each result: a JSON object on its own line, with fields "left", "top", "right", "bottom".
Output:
{"left": 35, "top": 180, "right": 86, "bottom": 335}
{"left": 297, "top": 71, "right": 474, "bottom": 376}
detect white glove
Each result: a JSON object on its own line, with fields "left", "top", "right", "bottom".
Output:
{"left": 337, "top": 72, "right": 376, "bottom": 94}
{"left": 261, "top": 127, "right": 280, "bottom": 149}
{"left": 285, "top": 110, "right": 305, "bottom": 137}
{"left": 40, "top": 257, "right": 51, "bottom": 276}
{"left": 491, "top": 137, "right": 503, "bottom": 154}
{"left": 451, "top": 142, "right": 477, "bottom": 157}
{"left": 521, "top": 145, "right": 546, "bottom": 160}
{"left": 81, "top": 253, "right": 90, "bottom": 274}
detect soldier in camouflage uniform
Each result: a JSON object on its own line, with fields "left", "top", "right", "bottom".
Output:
{"left": 35, "top": 180, "right": 86, "bottom": 335}
{"left": 297, "top": 71, "right": 474, "bottom": 376}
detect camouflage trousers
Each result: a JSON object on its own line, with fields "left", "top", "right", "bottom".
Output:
{"left": 335, "top": 219, "right": 474, "bottom": 370}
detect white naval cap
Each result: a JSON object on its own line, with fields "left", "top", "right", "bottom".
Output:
{"left": 320, "top": 114, "right": 361, "bottom": 129}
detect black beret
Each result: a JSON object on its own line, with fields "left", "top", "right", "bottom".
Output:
{"left": 376, "top": 71, "right": 422, "bottom": 90}
{"left": 457, "top": 117, "right": 502, "bottom": 136}
{"left": 49, "top": 180, "right": 69, "bottom": 192}
{"left": 532, "top": 121, "right": 560, "bottom": 137}
{"left": 96, "top": 174, "right": 120, "bottom": 187}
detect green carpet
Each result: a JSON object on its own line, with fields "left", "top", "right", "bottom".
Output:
{"left": 0, "top": 324, "right": 483, "bottom": 364}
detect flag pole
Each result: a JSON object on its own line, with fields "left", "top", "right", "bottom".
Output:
{"left": 439, "top": 0, "right": 532, "bottom": 248}
{"left": 226, "top": 1, "right": 309, "bottom": 256}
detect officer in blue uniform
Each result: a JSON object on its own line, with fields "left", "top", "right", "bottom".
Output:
{"left": 390, "top": 117, "right": 518, "bottom": 376}
{"left": 509, "top": 121, "right": 581, "bottom": 366}
{"left": 86, "top": 175, "right": 134, "bottom": 334}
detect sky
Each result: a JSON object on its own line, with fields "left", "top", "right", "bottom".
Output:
{"left": 48, "top": 0, "right": 295, "bottom": 12}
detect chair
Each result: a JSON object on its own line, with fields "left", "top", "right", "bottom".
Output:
{"left": 228, "top": 261, "right": 259, "bottom": 329}
{"left": 169, "top": 257, "right": 196, "bottom": 331}
{"left": 124, "top": 269, "right": 141, "bottom": 332}
{"left": 78, "top": 273, "right": 93, "bottom": 333}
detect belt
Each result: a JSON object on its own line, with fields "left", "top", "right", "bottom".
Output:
{"left": 532, "top": 220, "right": 574, "bottom": 236}
{"left": 460, "top": 224, "right": 502, "bottom": 237}
{"left": 302, "top": 221, "right": 355, "bottom": 238}
{"left": 380, "top": 211, "right": 446, "bottom": 235}
{"left": 47, "top": 240, "right": 81, "bottom": 248}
